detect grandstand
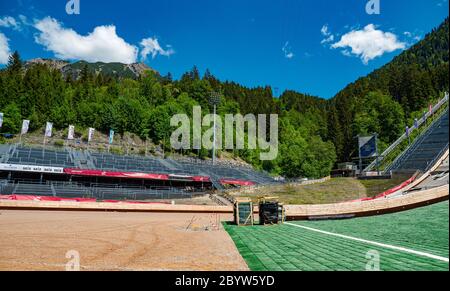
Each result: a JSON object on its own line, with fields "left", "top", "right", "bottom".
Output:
{"left": 0, "top": 143, "right": 276, "bottom": 200}
{"left": 388, "top": 109, "right": 449, "bottom": 173}
{"left": 364, "top": 94, "right": 449, "bottom": 175}
{"left": 8, "top": 146, "right": 75, "bottom": 168}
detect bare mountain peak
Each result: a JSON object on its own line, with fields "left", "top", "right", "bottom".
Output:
{"left": 25, "top": 58, "right": 70, "bottom": 71}
{"left": 24, "top": 59, "right": 156, "bottom": 79}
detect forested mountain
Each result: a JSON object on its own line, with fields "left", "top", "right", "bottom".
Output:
{"left": 0, "top": 18, "right": 448, "bottom": 178}
{"left": 331, "top": 18, "right": 449, "bottom": 161}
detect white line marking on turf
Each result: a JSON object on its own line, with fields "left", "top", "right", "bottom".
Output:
{"left": 285, "top": 222, "right": 449, "bottom": 263}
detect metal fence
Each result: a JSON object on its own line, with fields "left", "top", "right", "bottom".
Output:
{"left": 364, "top": 93, "right": 449, "bottom": 172}
{"left": 0, "top": 180, "right": 194, "bottom": 200}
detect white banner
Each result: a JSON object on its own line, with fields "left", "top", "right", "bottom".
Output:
{"left": 45, "top": 122, "right": 53, "bottom": 138}
{"left": 0, "top": 112, "right": 3, "bottom": 128}
{"left": 88, "top": 128, "right": 95, "bottom": 142}
{"left": 68, "top": 125, "right": 75, "bottom": 140}
{"left": 0, "top": 163, "right": 64, "bottom": 174}
{"left": 21, "top": 120, "right": 30, "bottom": 135}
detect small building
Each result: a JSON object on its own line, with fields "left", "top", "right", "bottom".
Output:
{"left": 331, "top": 162, "right": 358, "bottom": 178}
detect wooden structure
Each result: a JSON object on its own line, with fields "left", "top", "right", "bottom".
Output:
{"left": 233, "top": 198, "right": 254, "bottom": 226}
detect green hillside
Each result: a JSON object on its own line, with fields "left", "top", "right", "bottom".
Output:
{"left": 331, "top": 18, "right": 449, "bottom": 161}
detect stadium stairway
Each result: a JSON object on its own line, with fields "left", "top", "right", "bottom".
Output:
{"left": 0, "top": 145, "right": 10, "bottom": 163}
{"left": 387, "top": 109, "right": 449, "bottom": 173}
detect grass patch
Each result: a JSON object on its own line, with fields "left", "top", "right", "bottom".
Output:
{"left": 232, "top": 178, "right": 367, "bottom": 205}
{"left": 359, "top": 174, "right": 412, "bottom": 197}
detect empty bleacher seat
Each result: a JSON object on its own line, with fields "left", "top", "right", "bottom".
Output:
{"left": 390, "top": 110, "right": 449, "bottom": 172}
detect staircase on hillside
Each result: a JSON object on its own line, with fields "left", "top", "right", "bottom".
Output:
{"left": 387, "top": 109, "right": 449, "bottom": 173}
{"left": 364, "top": 93, "right": 449, "bottom": 174}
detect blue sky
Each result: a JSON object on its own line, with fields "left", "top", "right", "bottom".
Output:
{"left": 0, "top": 0, "right": 448, "bottom": 98}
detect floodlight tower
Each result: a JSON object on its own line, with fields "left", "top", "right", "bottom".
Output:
{"left": 209, "top": 91, "right": 221, "bottom": 165}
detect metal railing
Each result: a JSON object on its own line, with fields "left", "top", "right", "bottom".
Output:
{"left": 1, "top": 179, "right": 196, "bottom": 199}
{"left": 364, "top": 92, "right": 449, "bottom": 172}
{"left": 425, "top": 142, "right": 449, "bottom": 172}
{"left": 385, "top": 108, "right": 448, "bottom": 173}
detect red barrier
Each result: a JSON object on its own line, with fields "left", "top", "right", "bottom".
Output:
{"left": 73, "top": 198, "right": 98, "bottom": 202}
{"left": 342, "top": 174, "right": 418, "bottom": 203}
{"left": 39, "top": 196, "right": 62, "bottom": 202}
{"left": 64, "top": 168, "right": 170, "bottom": 181}
{"left": 102, "top": 200, "right": 120, "bottom": 203}
{"left": 0, "top": 194, "right": 170, "bottom": 205}
{"left": 12, "top": 195, "right": 40, "bottom": 201}
{"left": 373, "top": 175, "right": 417, "bottom": 199}
{"left": 191, "top": 176, "right": 211, "bottom": 182}
{"left": 64, "top": 169, "right": 211, "bottom": 183}
{"left": 38, "top": 197, "right": 98, "bottom": 203}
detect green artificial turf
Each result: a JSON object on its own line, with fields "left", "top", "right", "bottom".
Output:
{"left": 224, "top": 201, "right": 449, "bottom": 271}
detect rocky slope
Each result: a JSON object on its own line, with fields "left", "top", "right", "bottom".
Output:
{"left": 24, "top": 59, "right": 156, "bottom": 79}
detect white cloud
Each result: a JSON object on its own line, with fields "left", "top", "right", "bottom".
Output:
{"left": 140, "top": 37, "right": 175, "bottom": 60}
{"left": 0, "top": 32, "right": 11, "bottom": 65}
{"left": 34, "top": 17, "right": 138, "bottom": 64}
{"left": 321, "top": 34, "right": 334, "bottom": 44}
{"left": 403, "top": 31, "right": 422, "bottom": 45}
{"left": 331, "top": 24, "right": 406, "bottom": 64}
{"left": 282, "top": 41, "right": 294, "bottom": 59}
{"left": 0, "top": 16, "right": 21, "bottom": 31}
{"left": 320, "top": 24, "right": 335, "bottom": 45}
{"left": 321, "top": 25, "right": 330, "bottom": 36}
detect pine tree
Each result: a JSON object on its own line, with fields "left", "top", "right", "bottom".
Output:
{"left": 7, "top": 51, "right": 22, "bottom": 74}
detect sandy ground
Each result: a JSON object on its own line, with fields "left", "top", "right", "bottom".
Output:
{"left": 155, "top": 195, "right": 221, "bottom": 206}
{"left": 0, "top": 210, "right": 248, "bottom": 271}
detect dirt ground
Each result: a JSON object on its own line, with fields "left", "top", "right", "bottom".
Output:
{"left": 0, "top": 210, "right": 249, "bottom": 271}
{"left": 155, "top": 195, "right": 220, "bottom": 206}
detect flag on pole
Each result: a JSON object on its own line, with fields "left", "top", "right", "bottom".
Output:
{"left": 109, "top": 129, "right": 115, "bottom": 145}
{"left": 45, "top": 122, "right": 53, "bottom": 137}
{"left": 21, "top": 120, "right": 30, "bottom": 135}
{"left": 88, "top": 128, "right": 95, "bottom": 142}
{"left": 0, "top": 113, "right": 3, "bottom": 128}
{"left": 68, "top": 125, "right": 75, "bottom": 140}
